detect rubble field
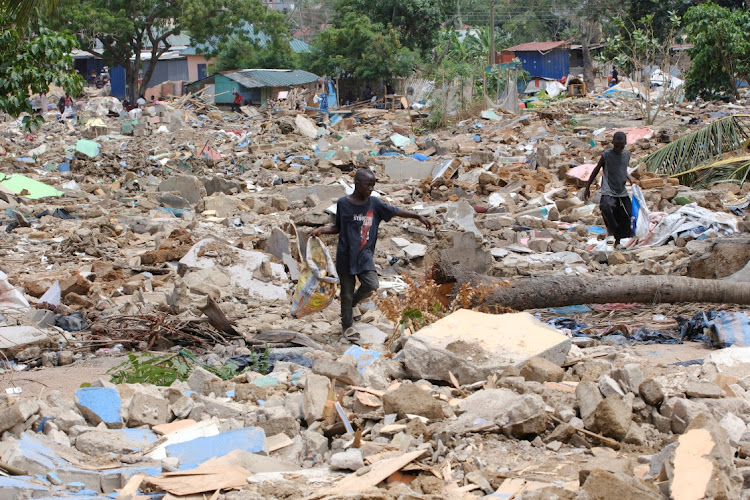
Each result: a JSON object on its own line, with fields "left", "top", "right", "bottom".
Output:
{"left": 2, "top": 88, "right": 750, "bottom": 500}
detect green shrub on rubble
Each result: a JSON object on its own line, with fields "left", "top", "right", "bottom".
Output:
{"left": 108, "top": 347, "right": 272, "bottom": 386}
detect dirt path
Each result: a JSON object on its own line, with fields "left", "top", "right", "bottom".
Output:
{"left": 0, "top": 355, "right": 129, "bottom": 400}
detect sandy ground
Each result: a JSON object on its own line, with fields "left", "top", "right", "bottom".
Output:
{"left": 0, "top": 355, "right": 129, "bottom": 400}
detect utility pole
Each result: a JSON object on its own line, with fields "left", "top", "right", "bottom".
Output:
{"left": 489, "top": 0, "right": 495, "bottom": 66}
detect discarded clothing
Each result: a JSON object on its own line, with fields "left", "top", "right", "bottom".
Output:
{"left": 225, "top": 352, "right": 313, "bottom": 373}
{"left": 55, "top": 312, "right": 89, "bottom": 331}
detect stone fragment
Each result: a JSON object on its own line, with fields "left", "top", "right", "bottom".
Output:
{"left": 612, "top": 364, "right": 644, "bottom": 394}
{"left": 719, "top": 412, "right": 747, "bottom": 447}
{"left": 661, "top": 397, "right": 711, "bottom": 434}
{"left": 158, "top": 175, "right": 206, "bottom": 205}
{"left": 624, "top": 422, "right": 647, "bottom": 446}
{"left": 639, "top": 378, "right": 665, "bottom": 406}
{"left": 576, "top": 381, "right": 603, "bottom": 429}
{"left": 594, "top": 396, "right": 632, "bottom": 441}
{"left": 520, "top": 357, "right": 564, "bottom": 383}
{"left": 382, "top": 384, "right": 443, "bottom": 420}
{"left": 127, "top": 391, "right": 169, "bottom": 428}
{"left": 330, "top": 448, "right": 365, "bottom": 471}
{"left": 598, "top": 375, "right": 626, "bottom": 398}
{"left": 582, "top": 469, "right": 662, "bottom": 499}
{"left": 0, "top": 399, "right": 39, "bottom": 434}
{"left": 498, "top": 394, "right": 547, "bottom": 439}
{"left": 312, "top": 359, "right": 363, "bottom": 386}
{"left": 685, "top": 381, "right": 724, "bottom": 399}
{"left": 579, "top": 457, "right": 633, "bottom": 484}
{"left": 187, "top": 367, "right": 222, "bottom": 396}
{"left": 75, "top": 428, "right": 158, "bottom": 456}
{"left": 303, "top": 374, "right": 330, "bottom": 425}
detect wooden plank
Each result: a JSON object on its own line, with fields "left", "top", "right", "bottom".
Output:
{"left": 325, "top": 449, "right": 425, "bottom": 495}
{"left": 267, "top": 433, "right": 294, "bottom": 452}
{"left": 117, "top": 473, "right": 146, "bottom": 499}
{"left": 146, "top": 466, "right": 249, "bottom": 496}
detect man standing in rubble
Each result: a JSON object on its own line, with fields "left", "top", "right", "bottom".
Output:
{"left": 312, "top": 169, "right": 432, "bottom": 339}
{"left": 583, "top": 131, "right": 638, "bottom": 248}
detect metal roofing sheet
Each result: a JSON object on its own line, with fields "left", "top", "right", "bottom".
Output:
{"left": 503, "top": 41, "right": 570, "bottom": 53}
{"left": 227, "top": 69, "right": 319, "bottom": 88}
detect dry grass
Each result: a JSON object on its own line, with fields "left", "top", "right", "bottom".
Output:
{"left": 376, "top": 270, "right": 511, "bottom": 348}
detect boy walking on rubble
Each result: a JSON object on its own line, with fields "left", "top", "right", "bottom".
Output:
{"left": 583, "top": 131, "right": 638, "bottom": 248}
{"left": 312, "top": 169, "right": 432, "bottom": 339}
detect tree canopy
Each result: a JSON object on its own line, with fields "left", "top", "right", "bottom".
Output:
{"left": 683, "top": 1, "right": 750, "bottom": 100}
{"left": 308, "top": 12, "right": 419, "bottom": 83}
{"left": 0, "top": 6, "right": 83, "bottom": 130}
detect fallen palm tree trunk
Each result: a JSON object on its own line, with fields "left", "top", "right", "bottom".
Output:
{"left": 437, "top": 264, "right": 750, "bottom": 311}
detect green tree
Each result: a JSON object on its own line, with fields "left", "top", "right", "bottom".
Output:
{"left": 0, "top": 0, "right": 58, "bottom": 25}
{"left": 683, "top": 1, "right": 750, "bottom": 100}
{"left": 308, "top": 12, "right": 419, "bottom": 84}
{"left": 182, "top": 0, "right": 297, "bottom": 71}
{"left": 0, "top": 7, "right": 83, "bottom": 130}
{"left": 334, "top": 0, "right": 452, "bottom": 56}
{"left": 57, "top": 0, "right": 277, "bottom": 102}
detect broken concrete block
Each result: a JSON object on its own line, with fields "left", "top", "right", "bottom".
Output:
{"left": 443, "top": 388, "right": 521, "bottom": 435}
{"left": 578, "top": 457, "right": 633, "bottom": 484}
{"left": 127, "top": 391, "right": 169, "bottom": 428}
{"left": 312, "top": 358, "right": 363, "bottom": 386}
{"left": 576, "top": 381, "right": 603, "bottom": 429}
{"left": 639, "top": 378, "right": 666, "bottom": 406}
{"left": 187, "top": 367, "right": 222, "bottom": 395}
{"left": 165, "top": 426, "right": 267, "bottom": 469}
{"left": 403, "top": 310, "right": 570, "bottom": 385}
{"left": 498, "top": 394, "right": 547, "bottom": 439}
{"left": 0, "top": 399, "right": 39, "bottom": 434}
{"left": 685, "top": 381, "right": 724, "bottom": 399}
{"left": 158, "top": 175, "right": 206, "bottom": 206}
{"left": 402, "top": 243, "right": 426, "bottom": 260}
{"left": 303, "top": 374, "right": 330, "bottom": 425}
{"left": 520, "top": 357, "right": 564, "bottom": 383}
{"left": 295, "top": 114, "right": 319, "bottom": 138}
{"left": 582, "top": 468, "right": 662, "bottom": 499}
{"left": 330, "top": 448, "right": 364, "bottom": 471}
{"left": 598, "top": 375, "right": 626, "bottom": 398}
{"left": 382, "top": 384, "right": 443, "bottom": 420}
{"left": 612, "top": 364, "right": 644, "bottom": 394}
{"left": 179, "top": 238, "right": 287, "bottom": 301}
{"left": 75, "top": 428, "right": 158, "bottom": 456}
{"left": 661, "top": 397, "right": 711, "bottom": 434}
{"left": 75, "top": 388, "right": 123, "bottom": 429}
{"left": 719, "top": 412, "right": 747, "bottom": 447}
{"left": 594, "top": 396, "right": 632, "bottom": 441}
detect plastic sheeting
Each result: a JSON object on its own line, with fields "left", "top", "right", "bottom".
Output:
{"left": 647, "top": 204, "right": 738, "bottom": 246}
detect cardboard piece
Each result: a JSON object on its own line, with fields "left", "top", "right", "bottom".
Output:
{"left": 325, "top": 449, "right": 425, "bottom": 495}
{"left": 670, "top": 428, "right": 715, "bottom": 500}
{"left": 146, "top": 465, "right": 249, "bottom": 496}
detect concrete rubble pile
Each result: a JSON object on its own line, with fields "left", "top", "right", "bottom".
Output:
{"left": 1, "top": 88, "right": 750, "bottom": 499}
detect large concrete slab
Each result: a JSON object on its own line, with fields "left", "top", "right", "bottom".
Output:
{"left": 403, "top": 309, "right": 571, "bottom": 384}
{"left": 384, "top": 158, "right": 437, "bottom": 181}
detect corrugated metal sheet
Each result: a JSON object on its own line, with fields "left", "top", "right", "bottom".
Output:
{"left": 504, "top": 41, "right": 570, "bottom": 53}
{"left": 515, "top": 50, "right": 569, "bottom": 80}
{"left": 143, "top": 59, "right": 189, "bottom": 89}
{"left": 226, "top": 69, "right": 319, "bottom": 88}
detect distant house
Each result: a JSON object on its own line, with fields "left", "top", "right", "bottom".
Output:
{"left": 186, "top": 69, "right": 320, "bottom": 106}
{"left": 500, "top": 41, "right": 571, "bottom": 80}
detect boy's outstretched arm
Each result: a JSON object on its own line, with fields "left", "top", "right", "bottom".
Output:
{"left": 394, "top": 209, "right": 432, "bottom": 230}
{"left": 583, "top": 156, "right": 605, "bottom": 201}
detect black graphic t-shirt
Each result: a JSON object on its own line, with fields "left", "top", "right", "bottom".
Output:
{"left": 334, "top": 196, "right": 398, "bottom": 275}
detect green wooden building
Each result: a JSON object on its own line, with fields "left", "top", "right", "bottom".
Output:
{"left": 186, "top": 69, "right": 320, "bottom": 106}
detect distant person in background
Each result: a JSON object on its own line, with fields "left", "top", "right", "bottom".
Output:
{"left": 231, "top": 91, "right": 243, "bottom": 112}
{"left": 610, "top": 68, "right": 619, "bottom": 86}
{"left": 88, "top": 70, "right": 98, "bottom": 86}
{"left": 136, "top": 94, "right": 147, "bottom": 107}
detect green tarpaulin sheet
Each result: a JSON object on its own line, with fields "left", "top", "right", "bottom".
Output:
{"left": 0, "top": 173, "right": 63, "bottom": 199}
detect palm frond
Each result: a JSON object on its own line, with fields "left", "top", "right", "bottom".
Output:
{"left": 672, "top": 155, "right": 750, "bottom": 188}
{"left": 643, "top": 115, "right": 750, "bottom": 178}
{"left": 0, "top": 0, "right": 58, "bottom": 26}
